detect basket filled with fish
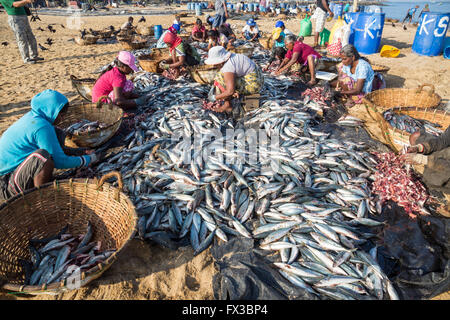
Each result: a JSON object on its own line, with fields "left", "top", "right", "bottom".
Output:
{"left": 70, "top": 75, "right": 96, "bottom": 102}
{"left": 188, "top": 64, "right": 221, "bottom": 85}
{"left": 54, "top": 96, "right": 123, "bottom": 149}
{"left": 363, "top": 83, "right": 442, "bottom": 114}
{"left": 74, "top": 35, "right": 99, "bottom": 46}
{"left": 119, "top": 36, "right": 149, "bottom": 51}
{"left": 138, "top": 54, "right": 165, "bottom": 73}
{"left": 0, "top": 171, "right": 137, "bottom": 295}
{"left": 229, "top": 46, "right": 255, "bottom": 57}
{"left": 380, "top": 107, "right": 450, "bottom": 153}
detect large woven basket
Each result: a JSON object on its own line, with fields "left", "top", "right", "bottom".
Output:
{"left": 138, "top": 54, "right": 165, "bottom": 73}
{"left": 0, "top": 171, "right": 137, "bottom": 295}
{"left": 371, "top": 63, "right": 390, "bottom": 74}
{"left": 54, "top": 96, "right": 123, "bottom": 148}
{"left": 119, "top": 36, "right": 149, "bottom": 51}
{"left": 365, "top": 105, "right": 450, "bottom": 153}
{"left": 152, "top": 47, "right": 170, "bottom": 57}
{"left": 75, "top": 35, "right": 99, "bottom": 45}
{"left": 363, "top": 84, "right": 442, "bottom": 113}
{"left": 70, "top": 75, "right": 96, "bottom": 102}
{"left": 136, "top": 25, "right": 154, "bottom": 36}
{"left": 259, "top": 37, "right": 272, "bottom": 50}
{"left": 230, "top": 46, "right": 254, "bottom": 57}
{"left": 99, "top": 28, "right": 114, "bottom": 39}
{"left": 188, "top": 64, "right": 220, "bottom": 85}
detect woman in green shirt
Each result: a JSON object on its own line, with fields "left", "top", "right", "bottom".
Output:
{"left": 0, "top": 0, "right": 43, "bottom": 64}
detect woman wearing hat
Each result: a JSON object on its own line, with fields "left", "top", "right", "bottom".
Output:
{"left": 241, "top": 19, "right": 261, "bottom": 41}
{"left": 205, "top": 46, "right": 263, "bottom": 113}
{"left": 160, "top": 28, "right": 201, "bottom": 79}
{"left": 156, "top": 24, "right": 180, "bottom": 49}
{"left": 91, "top": 51, "right": 149, "bottom": 109}
{"left": 275, "top": 34, "right": 321, "bottom": 86}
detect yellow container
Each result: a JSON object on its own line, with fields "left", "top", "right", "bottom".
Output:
{"left": 380, "top": 45, "right": 400, "bottom": 58}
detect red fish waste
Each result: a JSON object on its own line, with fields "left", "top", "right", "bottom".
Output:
{"left": 371, "top": 152, "right": 430, "bottom": 219}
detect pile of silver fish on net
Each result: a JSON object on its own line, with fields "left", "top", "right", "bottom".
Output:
{"left": 23, "top": 223, "right": 115, "bottom": 286}
{"left": 383, "top": 109, "right": 443, "bottom": 136}
{"left": 87, "top": 45, "right": 400, "bottom": 300}
{"left": 65, "top": 119, "right": 109, "bottom": 135}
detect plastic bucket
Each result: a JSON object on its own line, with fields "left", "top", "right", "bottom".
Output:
{"left": 334, "top": 4, "right": 344, "bottom": 19}
{"left": 354, "top": 12, "right": 385, "bottom": 54}
{"left": 154, "top": 25, "right": 163, "bottom": 40}
{"left": 412, "top": 12, "right": 450, "bottom": 57}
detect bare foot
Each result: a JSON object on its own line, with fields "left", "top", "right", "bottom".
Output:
{"left": 307, "top": 79, "right": 317, "bottom": 86}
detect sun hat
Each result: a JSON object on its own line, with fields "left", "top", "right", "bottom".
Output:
{"left": 275, "top": 20, "right": 284, "bottom": 28}
{"left": 205, "top": 46, "right": 232, "bottom": 65}
{"left": 272, "top": 27, "right": 283, "bottom": 40}
{"left": 247, "top": 18, "right": 256, "bottom": 26}
{"left": 117, "top": 51, "right": 138, "bottom": 71}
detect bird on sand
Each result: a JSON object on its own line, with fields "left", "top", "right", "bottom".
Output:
{"left": 403, "top": 25, "right": 407, "bottom": 31}
{"left": 45, "top": 38, "right": 53, "bottom": 46}
{"left": 138, "top": 16, "right": 146, "bottom": 23}
{"left": 1, "top": 42, "right": 8, "bottom": 46}
{"left": 38, "top": 43, "right": 48, "bottom": 51}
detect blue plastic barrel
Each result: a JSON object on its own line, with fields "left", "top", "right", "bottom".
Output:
{"left": 344, "top": 12, "right": 360, "bottom": 45}
{"left": 444, "top": 37, "right": 450, "bottom": 59}
{"left": 334, "top": 4, "right": 343, "bottom": 19}
{"left": 329, "top": 2, "right": 335, "bottom": 14}
{"left": 154, "top": 25, "right": 163, "bottom": 40}
{"left": 248, "top": 3, "right": 253, "bottom": 11}
{"left": 195, "top": 3, "right": 202, "bottom": 16}
{"left": 354, "top": 13, "right": 385, "bottom": 54}
{"left": 412, "top": 12, "right": 450, "bottom": 56}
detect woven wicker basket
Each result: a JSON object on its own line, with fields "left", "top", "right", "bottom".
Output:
{"left": 188, "top": 64, "right": 220, "bottom": 85}
{"left": 54, "top": 96, "right": 123, "bottom": 148}
{"left": 136, "top": 25, "right": 154, "bottom": 36}
{"left": 75, "top": 35, "right": 99, "bottom": 46}
{"left": 0, "top": 171, "right": 137, "bottom": 295}
{"left": 259, "top": 37, "right": 272, "bottom": 50}
{"left": 371, "top": 64, "right": 390, "bottom": 74}
{"left": 152, "top": 47, "right": 170, "bottom": 57}
{"left": 138, "top": 54, "right": 165, "bottom": 73}
{"left": 119, "top": 36, "right": 149, "bottom": 51}
{"left": 230, "top": 46, "right": 254, "bottom": 57}
{"left": 70, "top": 75, "right": 96, "bottom": 102}
{"left": 363, "top": 84, "right": 442, "bottom": 113}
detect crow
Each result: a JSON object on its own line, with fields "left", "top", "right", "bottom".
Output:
{"left": 403, "top": 25, "right": 407, "bottom": 31}
{"left": 47, "top": 25, "right": 56, "bottom": 33}
{"left": 60, "top": 24, "right": 65, "bottom": 29}
{"left": 1, "top": 42, "right": 8, "bottom": 46}
{"left": 45, "top": 38, "right": 53, "bottom": 46}
{"left": 38, "top": 43, "right": 48, "bottom": 51}
{"left": 89, "top": 28, "right": 99, "bottom": 36}
{"left": 391, "top": 22, "right": 395, "bottom": 27}
{"left": 80, "top": 29, "right": 87, "bottom": 39}
{"left": 37, "top": 27, "right": 45, "bottom": 32}
{"left": 108, "top": 25, "right": 115, "bottom": 31}
{"left": 138, "top": 16, "right": 146, "bottom": 23}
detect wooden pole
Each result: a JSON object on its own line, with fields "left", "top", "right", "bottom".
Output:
{"left": 353, "top": 0, "right": 358, "bottom": 12}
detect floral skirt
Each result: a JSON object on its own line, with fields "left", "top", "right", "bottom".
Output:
{"left": 337, "top": 63, "right": 365, "bottom": 104}
{"left": 213, "top": 66, "right": 263, "bottom": 96}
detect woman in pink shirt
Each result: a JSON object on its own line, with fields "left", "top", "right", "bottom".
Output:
{"left": 275, "top": 34, "right": 321, "bottom": 86}
{"left": 191, "top": 18, "right": 207, "bottom": 42}
{"left": 91, "top": 51, "right": 150, "bottom": 109}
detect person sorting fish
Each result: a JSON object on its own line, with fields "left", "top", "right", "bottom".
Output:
{"left": 331, "top": 44, "right": 376, "bottom": 106}
{"left": 267, "top": 21, "right": 292, "bottom": 63}
{"left": 207, "top": 29, "right": 231, "bottom": 50}
{"left": 191, "top": 18, "right": 207, "bottom": 42}
{"left": 0, "top": 90, "right": 100, "bottom": 201}
{"left": 205, "top": 46, "right": 263, "bottom": 113}
{"left": 406, "top": 126, "right": 450, "bottom": 216}
{"left": 275, "top": 34, "right": 321, "bottom": 86}
{"left": 156, "top": 24, "right": 180, "bottom": 49}
{"left": 91, "top": 51, "right": 150, "bottom": 109}
{"left": 241, "top": 19, "right": 261, "bottom": 42}
{"left": 159, "top": 28, "right": 201, "bottom": 78}
{"left": 120, "top": 16, "right": 134, "bottom": 31}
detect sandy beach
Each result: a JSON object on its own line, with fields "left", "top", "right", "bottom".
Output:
{"left": 0, "top": 5, "right": 449, "bottom": 300}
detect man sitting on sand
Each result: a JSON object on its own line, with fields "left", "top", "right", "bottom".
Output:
{"left": 0, "top": 90, "right": 100, "bottom": 201}
{"left": 121, "top": 16, "right": 134, "bottom": 30}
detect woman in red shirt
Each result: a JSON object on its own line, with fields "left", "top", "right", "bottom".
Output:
{"left": 91, "top": 51, "right": 150, "bottom": 109}
{"left": 275, "top": 34, "right": 321, "bottom": 86}
{"left": 191, "top": 18, "right": 207, "bottom": 42}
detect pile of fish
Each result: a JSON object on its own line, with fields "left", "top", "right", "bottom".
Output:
{"left": 84, "top": 43, "right": 405, "bottom": 300}
{"left": 383, "top": 109, "right": 443, "bottom": 136}
{"left": 371, "top": 152, "right": 430, "bottom": 219}
{"left": 302, "top": 86, "right": 338, "bottom": 110}
{"left": 21, "top": 223, "right": 115, "bottom": 286}
{"left": 263, "top": 60, "right": 281, "bottom": 73}
{"left": 65, "top": 119, "right": 109, "bottom": 135}
{"left": 201, "top": 99, "right": 224, "bottom": 111}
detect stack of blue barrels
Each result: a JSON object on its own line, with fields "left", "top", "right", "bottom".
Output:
{"left": 412, "top": 12, "right": 450, "bottom": 57}
{"left": 195, "top": 3, "right": 202, "bottom": 16}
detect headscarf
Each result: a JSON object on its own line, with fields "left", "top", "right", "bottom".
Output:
{"left": 163, "top": 29, "right": 182, "bottom": 53}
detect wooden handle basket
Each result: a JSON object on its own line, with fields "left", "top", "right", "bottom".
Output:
{"left": 230, "top": 47, "right": 254, "bottom": 57}
{"left": 119, "top": 37, "right": 148, "bottom": 51}
{"left": 371, "top": 64, "right": 390, "bottom": 74}
{"left": 152, "top": 47, "right": 170, "bottom": 57}
{"left": 136, "top": 25, "right": 154, "bottom": 36}
{"left": 364, "top": 83, "right": 442, "bottom": 114}
{"left": 75, "top": 35, "right": 99, "bottom": 46}
{"left": 0, "top": 171, "right": 137, "bottom": 295}
{"left": 54, "top": 96, "right": 123, "bottom": 148}
{"left": 188, "top": 64, "right": 220, "bottom": 85}
{"left": 70, "top": 75, "right": 96, "bottom": 102}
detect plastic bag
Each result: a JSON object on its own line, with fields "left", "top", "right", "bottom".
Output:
{"left": 329, "top": 17, "right": 345, "bottom": 45}
{"left": 340, "top": 23, "right": 352, "bottom": 47}
{"left": 299, "top": 16, "right": 312, "bottom": 37}
{"left": 319, "top": 28, "right": 331, "bottom": 46}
